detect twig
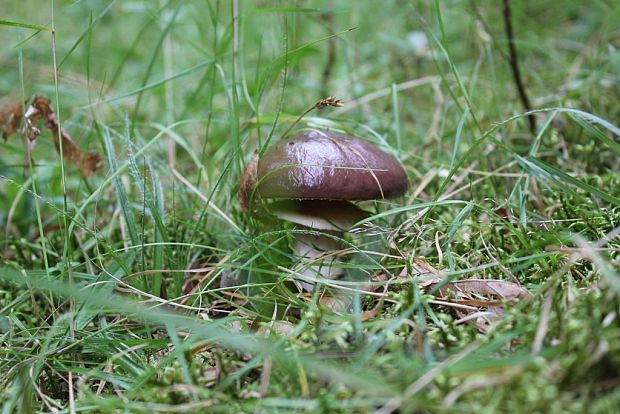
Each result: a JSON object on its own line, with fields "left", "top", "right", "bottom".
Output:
{"left": 502, "top": 0, "right": 537, "bottom": 135}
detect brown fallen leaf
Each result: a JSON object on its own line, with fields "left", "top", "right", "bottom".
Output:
{"left": 318, "top": 293, "right": 351, "bottom": 313}
{"left": 430, "top": 276, "right": 530, "bottom": 333}
{"left": 294, "top": 255, "right": 531, "bottom": 333}
{"left": 1, "top": 96, "right": 102, "bottom": 177}
{"left": 30, "top": 96, "right": 102, "bottom": 177}
{"left": 494, "top": 206, "right": 517, "bottom": 223}
{"left": 372, "top": 257, "right": 531, "bottom": 333}
{"left": 361, "top": 303, "right": 382, "bottom": 321}
{"left": 411, "top": 257, "right": 445, "bottom": 285}
{"left": 440, "top": 279, "right": 530, "bottom": 301}
{"left": 0, "top": 101, "right": 22, "bottom": 141}
{"left": 256, "top": 321, "right": 295, "bottom": 337}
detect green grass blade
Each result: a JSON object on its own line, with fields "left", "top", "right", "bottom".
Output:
{"left": 0, "top": 18, "right": 50, "bottom": 31}
{"left": 101, "top": 126, "right": 140, "bottom": 246}
{"left": 527, "top": 156, "right": 620, "bottom": 207}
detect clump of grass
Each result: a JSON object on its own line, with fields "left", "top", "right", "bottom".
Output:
{"left": 1, "top": 1, "right": 620, "bottom": 413}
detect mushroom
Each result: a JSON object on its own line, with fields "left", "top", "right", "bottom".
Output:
{"left": 239, "top": 129, "right": 408, "bottom": 290}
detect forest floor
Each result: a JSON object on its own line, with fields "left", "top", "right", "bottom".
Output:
{"left": 1, "top": 1, "right": 620, "bottom": 413}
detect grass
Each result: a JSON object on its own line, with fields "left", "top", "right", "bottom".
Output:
{"left": 1, "top": 0, "right": 620, "bottom": 412}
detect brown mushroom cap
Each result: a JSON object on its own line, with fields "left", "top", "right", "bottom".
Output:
{"left": 256, "top": 130, "right": 408, "bottom": 200}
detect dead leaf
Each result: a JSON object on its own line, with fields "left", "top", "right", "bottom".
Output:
{"left": 0, "top": 101, "right": 22, "bottom": 141}
{"left": 494, "top": 206, "right": 517, "bottom": 223}
{"left": 1, "top": 96, "right": 102, "bottom": 176}
{"left": 257, "top": 321, "right": 295, "bottom": 337}
{"left": 441, "top": 279, "right": 530, "bottom": 301}
{"left": 308, "top": 255, "right": 531, "bottom": 333}
{"left": 411, "top": 257, "right": 445, "bottom": 285}
{"left": 431, "top": 278, "right": 530, "bottom": 332}
{"left": 318, "top": 293, "right": 351, "bottom": 312}
{"left": 412, "top": 257, "right": 443, "bottom": 277}
{"left": 361, "top": 306, "right": 380, "bottom": 321}
{"left": 30, "top": 96, "right": 102, "bottom": 176}
{"left": 369, "top": 257, "right": 531, "bottom": 333}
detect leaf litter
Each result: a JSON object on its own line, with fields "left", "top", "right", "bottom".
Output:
{"left": 366, "top": 257, "right": 531, "bottom": 332}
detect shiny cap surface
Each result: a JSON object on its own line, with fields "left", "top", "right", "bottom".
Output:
{"left": 257, "top": 130, "right": 408, "bottom": 200}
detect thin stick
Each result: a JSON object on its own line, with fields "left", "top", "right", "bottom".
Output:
{"left": 502, "top": 0, "right": 537, "bottom": 135}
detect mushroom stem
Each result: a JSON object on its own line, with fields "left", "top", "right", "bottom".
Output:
{"left": 291, "top": 229, "right": 345, "bottom": 291}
